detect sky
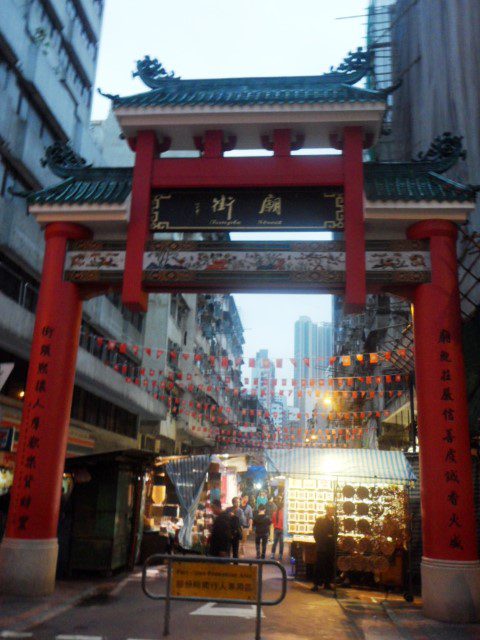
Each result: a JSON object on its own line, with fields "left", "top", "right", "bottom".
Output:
{"left": 92, "top": 0, "right": 370, "bottom": 389}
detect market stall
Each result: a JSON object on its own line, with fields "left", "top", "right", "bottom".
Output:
{"left": 265, "top": 448, "right": 416, "bottom": 592}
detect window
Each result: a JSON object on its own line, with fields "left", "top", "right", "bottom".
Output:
{"left": 105, "top": 292, "right": 144, "bottom": 332}
{"left": 71, "top": 385, "right": 138, "bottom": 438}
{"left": 0, "top": 253, "right": 40, "bottom": 312}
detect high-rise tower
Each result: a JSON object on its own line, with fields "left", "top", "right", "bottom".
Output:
{"left": 294, "top": 317, "right": 333, "bottom": 428}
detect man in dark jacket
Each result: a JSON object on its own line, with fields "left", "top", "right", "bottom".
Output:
{"left": 209, "top": 499, "right": 232, "bottom": 557}
{"left": 311, "top": 504, "right": 336, "bottom": 591}
{"left": 226, "top": 497, "right": 244, "bottom": 558}
{"left": 253, "top": 506, "right": 271, "bottom": 559}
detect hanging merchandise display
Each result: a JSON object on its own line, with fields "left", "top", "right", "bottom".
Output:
{"left": 335, "top": 481, "right": 410, "bottom": 584}
{"left": 265, "top": 448, "right": 416, "bottom": 591}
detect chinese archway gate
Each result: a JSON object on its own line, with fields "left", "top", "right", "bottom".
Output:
{"left": 0, "top": 50, "right": 479, "bottom": 623}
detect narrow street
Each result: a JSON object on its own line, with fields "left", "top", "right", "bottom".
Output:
{"left": 22, "top": 566, "right": 401, "bottom": 640}
{"left": 3, "top": 558, "right": 480, "bottom": 640}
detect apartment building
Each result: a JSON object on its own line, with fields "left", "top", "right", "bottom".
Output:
{"left": 0, "top": 0, "right": 169, "bottom": 461}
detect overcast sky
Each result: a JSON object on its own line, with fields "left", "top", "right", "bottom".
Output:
{"left": 92, "top": 0, "right": 369, "bottom": 386}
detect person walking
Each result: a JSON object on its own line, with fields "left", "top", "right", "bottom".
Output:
{"left": 240, "top": 496, "right": 253, "bottom": 557}
{"left": 253, "top": 505, "right": 271, "bottom": 559}
{"left": 256, "top": 491, "right": 267, "bottom": 510}
{"left": 226, "top": 497, "right": 244, "bottom": 559}
{"left": 311, "top": 504, "right": 336, "bottom": 591}
{"left": 209, "top": 499, "right": 232, "bottom": 557}
{"left": 266, "top": 498, "right": 276, "bottom": 542}
{"left": 270, "top": 501, "right": 284, "bottom": 561}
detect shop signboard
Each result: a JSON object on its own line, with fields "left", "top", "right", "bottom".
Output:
{"left": 65, "top": 240, "right": 431, "bottom": 292}
{"left": 171, "top": 561, "right": 258, "bottom": 601}
{"left": 150, "top": 188, "right": 344, "bottom": 231}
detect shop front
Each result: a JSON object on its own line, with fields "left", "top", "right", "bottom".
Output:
{"left": 265, "top": 448, "right": 416, "bottom": 595}
{"left": 60, "top": 450, "right": 156, "bottom": 577}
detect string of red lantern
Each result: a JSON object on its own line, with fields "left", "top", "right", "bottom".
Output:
{"left": 101, "top": 350, "right": 408, "bottom": 390}
{"left": 91, "top": 335, "right": 409, "bottom": 368}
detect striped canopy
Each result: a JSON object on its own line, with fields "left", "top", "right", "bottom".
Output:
{"left": 265, "top": 448, "right": 416, "bottom": 482}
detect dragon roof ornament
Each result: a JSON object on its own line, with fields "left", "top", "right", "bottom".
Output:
{"left": 323, "top": 47, "right": 374, "bottom": 85}
{"left": 133, "top": 56, "right": 179, "bottom": 89}
{"left": 41, "top": 141, "right": 91, "bottom": 179}
{"left": 413, "top": 132, "right": 467, "bottom": 173}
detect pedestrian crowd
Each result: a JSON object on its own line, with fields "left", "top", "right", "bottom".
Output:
{"left": 208, "top": 493, "right": 284, "bottom": 561}
{"left": 208, "top": 494, "right": 336, "bottom": 592}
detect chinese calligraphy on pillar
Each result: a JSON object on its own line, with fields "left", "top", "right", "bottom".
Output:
{"left": 14, "top": 324, "right": 55, "bottom": 533}
{"left": 438, "top": 328, "right": 463, "bottom": 551}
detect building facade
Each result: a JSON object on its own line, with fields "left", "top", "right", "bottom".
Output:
{"left": 0, "top": 1, "right": 170, "bottom": 464}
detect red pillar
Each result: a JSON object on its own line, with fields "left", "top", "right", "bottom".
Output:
{"left": 0, "top": 222, "right": 90, "bottom": 595}
{"left": 408, "top": 219, "right": 480, "bottom": 622}
{"left": 122, "top": 129, "right": 158, "bottom": 313}
{"left": 343, "top": 126, "right": 366, "bottom": 313}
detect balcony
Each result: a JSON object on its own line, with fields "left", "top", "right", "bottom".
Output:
{"left": 83, "top": 295, "right": 143, "bottom": 346}
{"left": 76, "top": 348, "right": 166, "bottom": 420}
{"left": 0, "top": 289, "right": 165, "bottom": 421}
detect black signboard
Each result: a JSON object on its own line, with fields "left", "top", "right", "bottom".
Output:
{"left": 150, "top": 187, "right": 344, "bottom": 231}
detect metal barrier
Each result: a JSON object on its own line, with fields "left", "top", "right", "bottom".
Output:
{"left": 142, "top": 554, "right": 287, "bottom": 639}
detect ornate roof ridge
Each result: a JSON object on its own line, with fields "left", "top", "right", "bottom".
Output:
{"left": 55, "top": 166, "right": 133, "bottom": 180}
{"left": 41, "top": 141, "right": 92, "bottom": 179}
{"left": 111, "top": 81, "right": 383, "bottom": 105}
{"left": 366, "top": 132, "right": 468, "bottom": 175}
{"left": 40, "top": 142, "right": 132, "bottom": 180}
{"left": 131, "top": 47, "right": 373, "bottom": 91}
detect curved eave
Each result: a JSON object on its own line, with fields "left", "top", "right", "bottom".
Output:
{"left": 114, "top": 101, "right": 386, "bottom": 151}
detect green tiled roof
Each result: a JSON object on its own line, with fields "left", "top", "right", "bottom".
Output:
{"left": 108, "top": 49, "right": 386, "bottom": 109}
{"left": 28, "top": 163, "right": 477, "bottom": 206}
{"left": 112, "top": 79, "right": 385, "bottom": 109}
{"left": 364, "top": 162, "right": 477, "bottom": 202}
{"left": 28, "top": 168, "right": 132, "bottom": 205}
{"left": 28, "top": 135, "right": 477, "bottom": 207}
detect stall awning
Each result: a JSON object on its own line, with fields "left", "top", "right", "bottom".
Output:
{"left": 265, "top": 448, "right": 416, "bottom": 482}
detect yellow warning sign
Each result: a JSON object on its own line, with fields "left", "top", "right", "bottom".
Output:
{"left": 171, "top": 562, "right": 258, "bottom": 601}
